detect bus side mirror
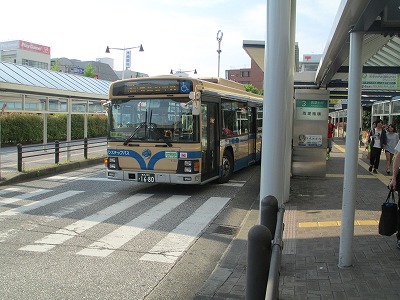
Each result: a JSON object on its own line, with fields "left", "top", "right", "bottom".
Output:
{"left": 192, "top": 101, "right": 200, "bottom": 115}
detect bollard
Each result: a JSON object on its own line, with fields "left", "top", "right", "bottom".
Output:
{"left": 17, "top": 144, "right": 22, "bottom": 172}
{"left": 55, "top": 140, "right": 60, "bottom": 164}
{"left": 246, "top": 224, "right": 272, "bottom": 300}
{"left": 260, "top": 195, "right": 278, "bottom": 237}
{"left": 84, "top": 137, "right": 88, "bottom": 159}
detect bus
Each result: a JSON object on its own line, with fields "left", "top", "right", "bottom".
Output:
{"left": 104, "top": 76, "right": 263, "bottom": 185}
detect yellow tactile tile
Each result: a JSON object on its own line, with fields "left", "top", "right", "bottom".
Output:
{"left": 318, "top": 221, "right": 340, "bottom": 227}
{"left": 356, "top": 220, "right": 378, "bottom": 226}
{"left": 298, "top": 222, "right": 318, "bottom": 228}
{"left": 298, "top": 220, "right": 379, "bottom": 228}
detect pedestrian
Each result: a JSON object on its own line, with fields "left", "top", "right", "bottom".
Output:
{"left": 326, "top": 116, "right": 337, "bottom": 160}
{"left": 387, "top": 139, "right": 400, "bottom": 249}
{"left": 368, "top": 119, "right": 387, "bottom": 174}
{"left": 385, "top": 124, "right": 399, "bottom": 175}
{"left": 366, "top": 121, "right": 377, "bottom": 159}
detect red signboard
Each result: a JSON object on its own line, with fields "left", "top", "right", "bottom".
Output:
{"left": 19, "top": 40, "right": 50, "bottom": 55}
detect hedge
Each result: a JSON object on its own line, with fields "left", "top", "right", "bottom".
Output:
{"left": 0, "top": 114, "right": 107, "bottom": 145}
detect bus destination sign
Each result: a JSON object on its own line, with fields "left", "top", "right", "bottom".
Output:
{"left": 112, "top": 80, "right": 193, "bottom": 96}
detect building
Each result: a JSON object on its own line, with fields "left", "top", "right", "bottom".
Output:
{"left": 299, "top": 54, "right": 322, "bottom": 72}
{"left": 226, "top": 41, "right": 301, "bottom": 90}
{"left": 225, "top": 59, "right": 264, "bottom": 90}
{"left": 114, "top": 69, "right": 149, "bottom": 79}
{"left": 0, "top": 40, "right": 51, "bottom": 69}
{"left": 50, "top": 57, "right": 119, "bottom": 81}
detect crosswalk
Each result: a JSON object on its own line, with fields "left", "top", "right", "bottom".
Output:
{"left": 0, "top": 186, "right": 232, "bottom": 263}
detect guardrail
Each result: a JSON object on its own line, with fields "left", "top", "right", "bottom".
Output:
{"left": 17, "top": 137, "right": 107, "bottom": 172}
{"left": 246, "top": 195, "right": 285, "bottom": 300}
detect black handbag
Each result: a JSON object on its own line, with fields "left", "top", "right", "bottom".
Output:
{"left": 378, "top": 190, "right": 398, "bottom": 236}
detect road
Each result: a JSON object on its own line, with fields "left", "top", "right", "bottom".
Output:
{"left": 0, "top": 163, "right": 260, "bottom": 299}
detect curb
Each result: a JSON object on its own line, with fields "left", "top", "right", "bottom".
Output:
{"left": 0, "top": 157, "right": 105, "bottom": 186}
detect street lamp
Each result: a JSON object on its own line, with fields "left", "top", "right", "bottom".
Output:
{"left": 170, "top": 69, "right": 197, "bottom": 76}
{"left": 216, "top": 30, "right": 223, "bottom": 77}
{"left": 105, "top": 44, "right": 144, "bottom": 80}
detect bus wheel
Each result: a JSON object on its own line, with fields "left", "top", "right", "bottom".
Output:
{"left": 218, "top": 151, "right": 233, "bottom": 183}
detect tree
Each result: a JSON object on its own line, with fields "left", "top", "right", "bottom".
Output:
{"left": 244, "top": 84, "right": 263, "bottom": 95}
{"left": 83, "top": 64, "right": 96, "bottom": 78}
{"left": 51, "top": 59, "right": 61, "bottom": 72}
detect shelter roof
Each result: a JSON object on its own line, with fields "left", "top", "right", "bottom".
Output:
{"left": 243, "top": 0, "right": 400, "bottom": 105}
{"left": 0, "top": 62, "right": 110, "bottom": 99}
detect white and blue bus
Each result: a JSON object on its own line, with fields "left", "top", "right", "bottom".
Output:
{"left": 104, "top": 76, "right": 263, "bottom": 184}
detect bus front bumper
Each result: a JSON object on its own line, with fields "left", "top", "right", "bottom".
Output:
{"left": 106, "top": 169, "right": 202, "bottom": 184}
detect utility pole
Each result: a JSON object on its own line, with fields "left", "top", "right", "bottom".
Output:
{"left": 217, "top": 30, "right": 223, "bottom": 77}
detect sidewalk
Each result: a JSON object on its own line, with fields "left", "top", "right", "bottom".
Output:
{"left": 195, "top": 138, "right": 400, "bottom": 299}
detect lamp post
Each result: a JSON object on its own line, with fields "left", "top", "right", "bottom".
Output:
{"left": 105, "top": 44, "right": 144, "bottom": 80}
{"left": 170, "top": 69, "right": 197, "bottom": 76}
{"left": 216, "top": 30, "right": 223, "bottom": 77}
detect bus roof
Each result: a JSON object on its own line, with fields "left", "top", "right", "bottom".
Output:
{"left": 109, "top": 75, "right": 263, "bottom": 102}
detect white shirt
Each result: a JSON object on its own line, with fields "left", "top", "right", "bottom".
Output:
{"left": 372, "top": 128, "right": 382, "bottom": 148}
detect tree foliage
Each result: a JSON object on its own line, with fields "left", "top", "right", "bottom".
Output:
{"left": 244, "top": 84, "right": 263, "bottom": 95}
{"left": 51, "top": 59, "right": 61, "bottom": 72}
{"left": 83, "top": 64, "right": 96, "bottom": 78}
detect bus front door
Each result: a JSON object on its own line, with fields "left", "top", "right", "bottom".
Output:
{"left": 201, "top": 102, "right": 219, "bottom": 181}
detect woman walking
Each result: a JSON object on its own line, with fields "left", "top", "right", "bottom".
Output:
{"left": 368, "top": 119, "right": 387, "bottom": 174}
{"left": 385, "top": 124, "right": 399, "bottom": 175}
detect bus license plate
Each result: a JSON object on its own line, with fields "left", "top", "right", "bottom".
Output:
{"left": 138, "top": 173, "right": 155, "bottom": 183}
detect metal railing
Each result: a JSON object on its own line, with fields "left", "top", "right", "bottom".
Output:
{"left": 17, "top": 137, "right": 107, "bottom": 172}
{"left": 246, "top": 195, "right": 285, "bottom": 300}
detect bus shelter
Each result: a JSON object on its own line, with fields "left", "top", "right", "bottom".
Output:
{"left": 244, "top": 0, "right": 400, "bottom": 269}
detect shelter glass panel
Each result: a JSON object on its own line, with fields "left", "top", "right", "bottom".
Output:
{"left": 392, "top": 100, "right": 400, "bottom": 114}
{"left": 72, "top": 100, "right": 87, "bottom": 113}
{"left": 88, "top": 101, "right": 102, "bottom": 113}
{"left": 383, "top": 102, "right": 390, "bottom": 114}
{"left": 374, "top": 103, "right": 384, "bottom": 115}
{"left": 0, "top": 92, "right": 23, "bottom": 110}
{"left": 25, "top": 95, "right": 45, "bottom": 111}
{"left": 48, "top": 97, "right": 68, "bottom": 112}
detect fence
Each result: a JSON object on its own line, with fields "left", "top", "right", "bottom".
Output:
{"left": 246, "top": 195, "right": 285, "bottom": 300}
{"left": 17, "top": 138, "right": 107, "bottom": 172}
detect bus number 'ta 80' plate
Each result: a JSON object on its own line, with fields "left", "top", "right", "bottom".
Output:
{"left": 138, "top": 173, "right": 155, "bottom": 183}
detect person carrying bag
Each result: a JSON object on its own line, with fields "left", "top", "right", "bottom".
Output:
{"left": 379, "top": 189, "right": 398, "bottom": 236}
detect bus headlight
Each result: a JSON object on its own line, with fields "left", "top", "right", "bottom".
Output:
{"left": 107, "top": 157, "right": 119, "bottom": 170}
{"left": 177, "top": 159, "right": 199, "bottom": 174}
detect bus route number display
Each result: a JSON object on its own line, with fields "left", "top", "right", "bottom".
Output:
{"left": 112, "top": 80, "right": 193, "bottom": 96}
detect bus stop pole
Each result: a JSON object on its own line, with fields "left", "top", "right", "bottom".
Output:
{"left": 260, "top": 0, "right": 292, "bottom": 206}
{"left": 339, "top": 30, "right": 363, "bottom": 268}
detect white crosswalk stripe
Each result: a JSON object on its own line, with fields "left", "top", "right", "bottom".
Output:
{"left": 0, "top": 190, "right": 83, "bottom": 216}
{"left": 77, "top": 195, "right": 190, "bottom": 257}
{"left": 47, "top": 175, "right": 109, "bottom": 182}
{"left": 140, "top": 196, "right": 230, "bottom": 264}
{"left": 0, "top": 189, "right": 233, "bottom": 261}
{"left": 19, "top": 193, "right": 153, "bottom": 253}
{"left": 0, "top": 187, "right": 21, "bottom": 195}
{"left": 0, "top": 189, "right": 50, "bottom": 207}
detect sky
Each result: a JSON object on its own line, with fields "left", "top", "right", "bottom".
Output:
{"left": 1, "top": 0, "right": 342, "bottom": 78}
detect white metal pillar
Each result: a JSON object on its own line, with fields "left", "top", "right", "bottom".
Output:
{"left": 339, "top": 30, "right": 363, "bottom": 268}
{"left": 43, "top": 97, "right": 49, "bottom": 145}
{"left": 67, "top": 98, "right": 72, "bottom": 161}
{"left": 283, "top": 0, "right": 296, "bottom": 203}
{"left": 261, "top": 0, "right": 292, "bottom": 205}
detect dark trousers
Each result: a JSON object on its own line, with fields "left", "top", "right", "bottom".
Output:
{"left": 369, "top": 147, "right": 382, "bottom": 169}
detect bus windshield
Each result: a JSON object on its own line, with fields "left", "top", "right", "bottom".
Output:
{"left": 109, "top": 98, "right": 199, "bottom": 143}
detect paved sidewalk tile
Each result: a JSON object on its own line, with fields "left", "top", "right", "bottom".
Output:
{"left": 195, "top": 139, "right": 400, "bottom": 299}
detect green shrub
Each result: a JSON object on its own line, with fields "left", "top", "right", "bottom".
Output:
{"left": 0, "top": 113, "right": 107, "bottom": 146}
